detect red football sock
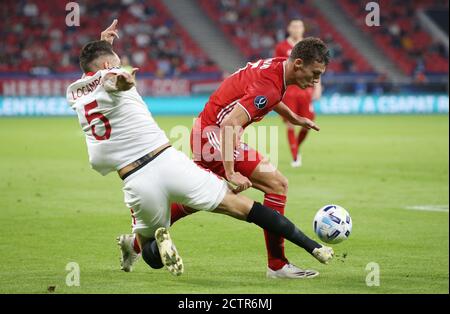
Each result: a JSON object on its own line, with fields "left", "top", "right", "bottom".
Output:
{"left": 287, "top": 128, "right": 299, "bottom": 161}
{"left": 297, "top": 128, "right": 309, "bottom": 150}
{"left": 170, "top": 203, "right": 192, "bottom": 225}
{"left": 133, "top": 236, "right": 141, "bottom": 254}
{"left": 263, "top": 193, "right": 289, "bottom": 270}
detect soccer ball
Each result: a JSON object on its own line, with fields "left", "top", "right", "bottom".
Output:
{"left": 313, "top": 204, "right": 352, "bottom": 244}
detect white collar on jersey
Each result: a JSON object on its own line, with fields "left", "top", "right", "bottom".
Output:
{"left": 282, "top": 61, "right": 287, "bottom": 90}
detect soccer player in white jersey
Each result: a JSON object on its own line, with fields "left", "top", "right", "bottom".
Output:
{"left": 66, "top": 20, "right": 334, "bottom": 277}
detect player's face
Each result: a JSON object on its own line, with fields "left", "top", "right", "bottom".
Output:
{"left": 294, "top": 60, "right": 325, "bottom": 89}
{"left": 288, "top": 21, "right": 304, "bottom": 40}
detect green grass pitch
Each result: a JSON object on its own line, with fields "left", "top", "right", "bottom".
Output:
{"left": 0, "top": 115, "right": 448, "bottom": 294}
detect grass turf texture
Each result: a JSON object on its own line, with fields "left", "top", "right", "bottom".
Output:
{"left": 0, "top": 115, "right": 448, "bottom": 294}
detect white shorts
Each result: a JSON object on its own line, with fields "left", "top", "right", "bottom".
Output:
{"left": 122, "top": 147, "right": 228, "bottom": 238}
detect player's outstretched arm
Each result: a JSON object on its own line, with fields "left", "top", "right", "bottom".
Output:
{"left": 274, "top": 101, "right": 320, "bottom": 131}
{"left": 100, "top": 19, "right": 119, "bottom": 45}
{"left": 220, "top": 106, "right": 252, "bottom": 193}
{"left": 103, "top": 68, "right": 139, "bottom": 92}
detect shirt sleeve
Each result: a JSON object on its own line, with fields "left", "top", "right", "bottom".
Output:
{"left": 237, "top": 80, "right": 281, "bottom": 122}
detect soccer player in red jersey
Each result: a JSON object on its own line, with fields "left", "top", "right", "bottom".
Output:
{"left": 171, "top": 37, "right": 330, "bottom": 279}
{"left": 275, "top": 20, "right": 323, "bottom": 167}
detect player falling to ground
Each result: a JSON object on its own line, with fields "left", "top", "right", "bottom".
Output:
{"left": 275, "top": 19, "right": 322, "bottom": 167}
{"left": 170, "top": 37, "right": 330, "bottom": 278}
{"left": 66, "top": 20, "right": 333, "bottom": 276}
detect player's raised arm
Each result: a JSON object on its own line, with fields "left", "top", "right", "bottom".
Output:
{"left": 100, "top": 19, "right": 119, "bottom": 45}
{"left": 274, "top": 101, "right": 320, "bottom": 131}
{"left": 220, "top": 105, "right": 252, "bottom": 193}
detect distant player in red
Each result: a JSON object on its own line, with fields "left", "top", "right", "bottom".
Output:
{"left": 275, "top": 20, "right": 323, "bottom": 167}
{"left": 171, "top": 38, "right": 330, "bottom": 279}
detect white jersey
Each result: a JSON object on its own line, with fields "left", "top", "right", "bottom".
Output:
{"left": 66, "top": 69, "right": 169, "bottom": 175}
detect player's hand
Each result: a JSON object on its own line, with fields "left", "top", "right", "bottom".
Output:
{"left": 130, "top": 67, "right": 139, "bottom": 79}
{"left": 297, "top": 117, "right": 320, "bottom": 131}
{"left": 227, "top": 172, "right": 252, "bottom": 193}
{"left": 116, "top": 68, "right": 138, "bottom": 91}
{"left": 101, "top": 19, "right": 119, "bottom": 45}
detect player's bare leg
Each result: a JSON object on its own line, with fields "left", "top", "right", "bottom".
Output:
{"left": 249, "top": 159, "right": 288, "bottom": 196}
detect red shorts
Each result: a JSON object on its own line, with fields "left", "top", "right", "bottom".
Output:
{"left": 282, "top": 87, "right": 315, "bottom": 121}
{"left": 190, "top": 121, "right": 264, "bottom": 179}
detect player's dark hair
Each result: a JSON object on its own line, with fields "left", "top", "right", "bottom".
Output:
{"left": 289, "top": 37, "right": 330, "bottom": 66}
{"left": 79, "top": 40, "right": 115, "bottom": 73}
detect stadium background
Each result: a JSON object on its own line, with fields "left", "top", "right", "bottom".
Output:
{"left": 0, "top": 0, "right": 448, "bottom": 294}
{"left": 0, "top": 0, "right": 448, "bottom": 114}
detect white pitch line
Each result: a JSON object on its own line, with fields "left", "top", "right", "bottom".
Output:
{"left": 405, "top": 205, "right": 449, "bottom": 213}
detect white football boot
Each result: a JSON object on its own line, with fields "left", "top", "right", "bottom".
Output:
{"left": 267, "top": 263, "right": 319, "bottom": 279}
{"left": 312, "top": 245, "right": 335, "bottom": 264}
{"left": 117, "top": 234, "right": 141, "bottom": 272}
{"left": 291, "top": 154, "right": 302, "bottom": 168}
{"left": 155, "top": 227, "right": 184, "bottom": 276}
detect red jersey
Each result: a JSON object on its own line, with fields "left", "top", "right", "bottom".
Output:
{"left": 275, "top": 40, "right": 293, "bottom": 58}
{"left": 199, "top": 57, "right": 287, "bottom": 129}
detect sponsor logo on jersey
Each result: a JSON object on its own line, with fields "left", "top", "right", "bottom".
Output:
{"left": 254, "top": 95, "right": 268, "bottom": 109}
